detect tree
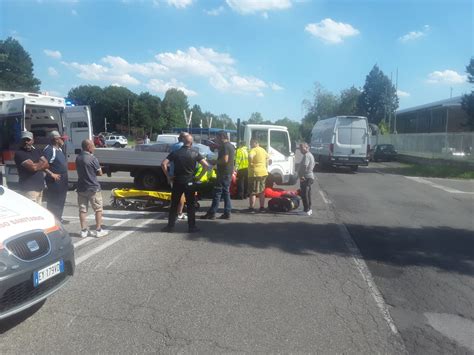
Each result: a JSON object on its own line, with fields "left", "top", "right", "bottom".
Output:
{"left": 0, "top": 37, "right": 41, "bottom": 92}
{"left": 102, "top": 86, "right": 137, "bottom": 131}
{"left": 274, "top": 117, "right": 302, "bottom": 144}
{"left": 247, "top": 112, "right": 264, "bottom": 124}
{"left": 301, "top": 83, "right": 339, "bottom": 141}
{"left": 461, "top": 57, "right": 474, "bottom": 130}
{"left": 338, "top": 86, "right": 362, "bottom": 116}
{"left": 357, "top": 65, "right": 398, "bottom": 127}
{"left": 68, "top": 85, "right": 105, "bottom": 132}
{"left": 161, "top": 88, "right": 189, "bottom": 129}
{"left": 133, "top": 92, "right": 162, "bottom": 134}
{"left": 214, "top": 113, "right": 235, "bottom": 129}
{"left": 190, "top": 104, "right": 205, "bottom": 128}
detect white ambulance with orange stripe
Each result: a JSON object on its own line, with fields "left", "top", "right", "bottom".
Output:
{"left": 0, "top": 91, "right": 92, "bottom": 186}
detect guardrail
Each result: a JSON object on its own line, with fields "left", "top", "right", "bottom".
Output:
{"left": 376, "top": 132, "right": 474, "bottom": 162}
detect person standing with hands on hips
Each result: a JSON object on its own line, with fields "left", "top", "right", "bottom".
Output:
{"left": 298, "top": 142, "right": 315, "bottom": 216}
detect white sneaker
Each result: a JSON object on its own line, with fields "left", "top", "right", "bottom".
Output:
{"left": 92, "top": 229, "right": 109, "bottom": 238}
{"left": 177, "top": 213, "right": 188, "bottom": 221}
{"left": 80, "top": 229, "right": 89, "bottom": 238}
{"left": 307, "top": 209, "right": 313, "bottom": 216}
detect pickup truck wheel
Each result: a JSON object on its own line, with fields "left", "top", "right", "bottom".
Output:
{"left": 136, "top": 171, "right": 159, "bottom": 190}
{"left": 113, "top": 142, "right": 121, "bottom": 148}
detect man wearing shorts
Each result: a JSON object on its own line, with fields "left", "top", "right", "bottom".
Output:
{"left": 76, "top": 139, "right": 108, "bottom": 238}
{"left": 247, "top": 139, "right": 269, "bottom": 213}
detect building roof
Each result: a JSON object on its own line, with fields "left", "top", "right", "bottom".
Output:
{"left": 396, "top": 96, "right": 462, "bottom": 115}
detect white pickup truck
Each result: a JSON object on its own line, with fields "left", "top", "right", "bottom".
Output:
{"left": 96, "top": 123, "right": 297, "bottom": 190}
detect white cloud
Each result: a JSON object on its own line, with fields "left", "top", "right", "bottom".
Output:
{"left": 48, "top": 67, "right": 59, "bottom": 76}
{"left": 305, "top": 18, "right": 359, "bottom": 44}
{"left": 71, "top": 9, "right": 78, "bottom": 15}
{"left": 399, "top": 25, "right": 430, "bottom": 43}
{"left": 270, "top": 83, "right": 284, "bottom": 91}
{"left": 427, "top": 70, "right": 467, "bottom": 84}
{"left": 146, "top": 78, "right": 197, "bottom": 96}
{"left": 204, "top": 6, "right": 225, "bottom": 16}
{"left": 62, "top": 61, "right": 141, "bottom": 85}
{"left": 44, "top": 49, "right": 62, "bottom": 59}
{"left": 64, "top": 47, "right": 275, "bottom": 97}
{"left": 226, "top": 0, "right": 292, "bottom": 14}
{"left": 152, "top": 0, "right": 194, "bottom": 8}
{"left": 167, "top": 0, "right": 193, "bottom": 8}
{"left": 397, "top": 90, "right": 410, "bottom": 97}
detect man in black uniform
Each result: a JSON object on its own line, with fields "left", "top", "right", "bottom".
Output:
{"left": 161, "top": 134, "right": 208, "bottom": 233}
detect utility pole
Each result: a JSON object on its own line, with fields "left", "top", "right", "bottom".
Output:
{"left": 104, "top": 117, "right": 107, "bottom": 133}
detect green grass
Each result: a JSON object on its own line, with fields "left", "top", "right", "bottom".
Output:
{"left": 400, "top": 164, "right": 474, "bottom": 179}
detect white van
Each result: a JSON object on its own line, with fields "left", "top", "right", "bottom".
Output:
{"left": 310, "top": 116, "right": 369, "bottom": 171}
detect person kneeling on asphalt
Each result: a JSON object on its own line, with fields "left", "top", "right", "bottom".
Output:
{"left": 161, "top": 134, "right": 208, "bottom": 233}
{"left": 76, "top": 139, "right": 108, "bottom": 238}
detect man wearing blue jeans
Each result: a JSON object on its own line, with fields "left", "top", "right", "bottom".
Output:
{"left": 201, "top": 131, "right": 235, "bottom": 220}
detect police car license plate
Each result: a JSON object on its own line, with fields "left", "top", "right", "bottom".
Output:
{"left": 33, "top": 260, "right": 64, "bottom": 287}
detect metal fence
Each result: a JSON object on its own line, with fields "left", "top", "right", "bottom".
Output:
{"left": 375, "top": 132, "right": 474, "bottom": 161}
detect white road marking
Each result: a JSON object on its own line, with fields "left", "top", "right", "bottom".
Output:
{"left": 337, "top": 223, "right": 401, "bottom": 337}
{"left": 319, "top": 190, "right": 331, "bottom": 204}
{"left": 76, "top": 218, "right": 154, "bottom": 266}
{"left": 73, "top": 218, "right": 131, "bottom": 248}
{"left": 405, "top": 176, "right": 474, "bottom": 194}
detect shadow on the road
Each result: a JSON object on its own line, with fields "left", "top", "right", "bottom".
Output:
{"left": 116, "top": 218, "right": 474, "bottom": 276}
{"left": 0, "top": 300, "right": 46, "bottom": 334}
{"left": 345, "top": 224, "right": 474, "bottom": 276}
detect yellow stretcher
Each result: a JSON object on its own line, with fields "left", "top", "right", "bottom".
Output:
{"left": 110, "top": 188, "right": 200, "bottom": 211}
{"left": 111, "top": 188, "right": 171, "bottom": 210}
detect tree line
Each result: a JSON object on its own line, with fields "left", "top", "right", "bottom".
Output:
{"left": 1, "top": 36, "right": 473, "bottom": 143}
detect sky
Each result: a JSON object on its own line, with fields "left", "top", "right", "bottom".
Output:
{"left": 1, "top": 0, "right": 472, "bottom": 123}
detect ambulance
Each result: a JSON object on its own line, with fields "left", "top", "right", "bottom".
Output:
{"left": 0, "top": 91, "right": 92, "bottom": 185}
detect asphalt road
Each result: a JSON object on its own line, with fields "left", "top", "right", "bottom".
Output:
{"left": 1, "top": 166, "right": 472, "bottom": 353}
{"left": 316, "top": 162, "right": 474, "bottom": 354}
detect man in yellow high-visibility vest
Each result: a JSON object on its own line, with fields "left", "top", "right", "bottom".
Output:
{"left": 234, "top": 142, "right": 249, "bottom": 199}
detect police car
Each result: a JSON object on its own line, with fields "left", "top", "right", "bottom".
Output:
{"left": 0, "top": 185, "right": 75, "bottom": 320}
